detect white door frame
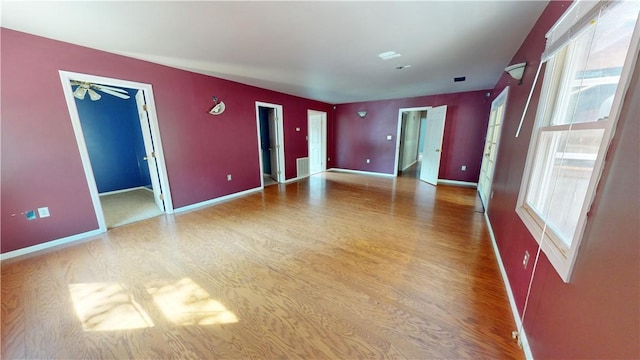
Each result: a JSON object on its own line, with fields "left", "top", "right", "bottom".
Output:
{"left": 59, "top": 70, "right": 174, "bottom": 232}
{"left": 307, "top": 109, "right": 327, "bottom": 175}
{"left": 394, "top": 106, "right": 432, "bottom": 176}
{"left": 255, "top": 101, "right": 285, "bottom": 186}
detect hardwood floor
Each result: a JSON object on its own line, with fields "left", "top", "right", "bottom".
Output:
{"left": 1, "top": 172, "right": 522, "bottom": 359}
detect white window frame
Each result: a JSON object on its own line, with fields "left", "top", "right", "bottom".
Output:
{"left": 516, "top": 1, "right": 640, "bottom": 283}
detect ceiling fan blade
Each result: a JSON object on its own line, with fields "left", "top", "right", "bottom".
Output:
{"left": 98, "top": 87, "right": 131, "bottom": 99}
{"left": 94, "top": 84, "right": 129, "bottom": 94}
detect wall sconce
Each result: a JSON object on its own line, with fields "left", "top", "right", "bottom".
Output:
{"left": 357, "top": 111, "right": 367, "bottom": 118}
{"left": 505, "top": 62, "right": 527, "bottom": 84}
{"left": 209, "top": 96, "right": 226, "bottom": 115}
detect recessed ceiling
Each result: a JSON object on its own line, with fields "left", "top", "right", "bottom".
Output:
{"left": 1, "top": 1, "right": 548, "bottom": 104}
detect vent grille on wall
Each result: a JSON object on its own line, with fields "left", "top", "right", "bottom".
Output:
{"left": 296, "top": 157, "right": 310, "bottom": 178}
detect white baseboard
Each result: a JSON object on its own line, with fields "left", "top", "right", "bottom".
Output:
{"left": 173, "top": 187, "right": 262, "bottom": 214}
{"left": 484, "top": 212, "right": 533, "bottom": 360}
{"left": 437, "top": 179, "right": 478, "bottom": 188}
{"left": 401, "top": 159, "right": 418, "bottom": 171}
{"left": 328, "top": 168, "right": 395, "bottom": 178}
{"left": 285, "top": 175, "right": 309, "bottom": 184}
{"left": 99, "top": 186, "right": 148, "bottom": 196}
{"left": 0, "top": 228, "right": 104, "bottom": 261}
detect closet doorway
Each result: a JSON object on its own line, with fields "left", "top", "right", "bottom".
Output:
{"left": 255, "top": 102, "right": 285, "bottom": 186}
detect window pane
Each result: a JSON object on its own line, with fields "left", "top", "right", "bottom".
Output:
{"left": 551, "top": 1, "right": 640, "bottom": 126}
{"left": 526, "top": 129, "right": 604, "bottom": 245}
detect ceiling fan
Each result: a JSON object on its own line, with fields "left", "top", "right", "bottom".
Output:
{"left": 70, "top": 80, "right": 130, "bottom": 101}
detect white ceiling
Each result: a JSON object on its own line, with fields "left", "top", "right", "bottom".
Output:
{"left": 1, "top": 1, "right": 548, "bottom": 104}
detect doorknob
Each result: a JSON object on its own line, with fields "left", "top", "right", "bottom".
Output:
{"left": 143, "top": 156, "right": 148, "bottom": 160}
{"left": 435, "top": 149, "right": 441, "bottom": 152}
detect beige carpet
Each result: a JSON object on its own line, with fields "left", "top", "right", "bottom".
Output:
{"left": 100, "top": 188, "right": 163, "bottom": 228}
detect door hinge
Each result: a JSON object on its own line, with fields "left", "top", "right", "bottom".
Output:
{"left": 151, "top": 151, "right": 156, "bottom": 158}
{"left": 143, "top": 104, "right": 148, "bottom": 111}
{"left": 159, "top": 194, "right": 164, "bottom": 201}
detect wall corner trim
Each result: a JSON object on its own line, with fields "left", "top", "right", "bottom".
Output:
{"left": 0, "top": 229, "right": 104, "bottom": 261}
{"left": 484, "top": 212, "right": 534, "bottom": 360}
{"left": 173, "top": 187, "right": 262, "bottom": 214}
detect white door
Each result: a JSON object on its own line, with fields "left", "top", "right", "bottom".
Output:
{"left": 135, "top": 90, "right": 164, "bottom": 211}
{"left": 268, "top": 109, "right": 280, "bottom": 182}
{"left": 419, "top": 105, "right": 447, "bottom": 185}
{"left": 308, "top": 112, "right": 326, "bottom": 175}
{"left": 478, "top": 87, "right": 508, "bottom": 207}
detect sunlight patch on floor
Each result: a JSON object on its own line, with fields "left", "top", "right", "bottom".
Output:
{"left": 147, "top": 278, "right": 238, "bottom": 326}
{"left": 68, "top": 282, "right": 154, "bottom": 331}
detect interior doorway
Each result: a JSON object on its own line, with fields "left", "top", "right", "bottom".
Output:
{"left": 307, "top": 110, "right": 327, "bottom": 175}
{"left": 59, "top": 71, "right": 173, "bottom": 231}
{"left": 394, "top": 105, "right": 447, "bottom": 186}
{"left": 478, "top": 87, "right": 509, "bottom": 208}
{"left": 397, "top": 109, "right": 426, "bottom": 175}
{"left": 255, "top": 102, "right": 285, "bottom": 186}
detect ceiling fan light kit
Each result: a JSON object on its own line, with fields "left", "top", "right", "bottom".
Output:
{"left": 70, "top": 80, "right": 130, "bottom": 101}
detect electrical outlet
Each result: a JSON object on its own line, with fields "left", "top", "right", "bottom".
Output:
{"left": 461, "top": 165, "right": 467, "bottom": 171}
{"left": 227, "top": 174, "right": 232, "bottom": 181}
{"left": 38, "top": 207, "right": 50, "bottom": 218}
{"left": 523, "top": 251, "right": 530, "bottom": 269}
{"left": 366, "top": 159, "right": 370, "bottom": 164}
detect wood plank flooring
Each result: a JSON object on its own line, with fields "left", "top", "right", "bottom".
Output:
{"left": 1, "top": 171, "right": 522, "bottom": 359}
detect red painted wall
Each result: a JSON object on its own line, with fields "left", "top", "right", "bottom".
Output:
{"left": 334, "top": 91, "right": 491, "bottom": 182}
{"left": 488, "top": 1, "right": 640, "bottom": 357}
{"left": 1, "top": 28, "right": 332, "bottom": 253}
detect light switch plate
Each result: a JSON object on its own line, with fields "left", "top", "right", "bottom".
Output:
{"left": 386, "top": 135, "right": 393, "bottom": 140}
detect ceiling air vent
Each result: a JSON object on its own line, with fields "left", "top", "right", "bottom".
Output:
{"left": 454, "top": 76, "right": 466, "bottom": 82}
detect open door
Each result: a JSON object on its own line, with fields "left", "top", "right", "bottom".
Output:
{"left": 478, "top": 87, "right": 508, "bottom": 207}
{"left": 397, "top": 113, "right": 407, "bottom": 171}
{"left": 135, "top": 90, "right": 164, "bottom": 211}
{"left": 268, "top": 109, "right": 280, "bottom": 182}
{"left": 419, "top": 105, "right": 447, "bottom": 185}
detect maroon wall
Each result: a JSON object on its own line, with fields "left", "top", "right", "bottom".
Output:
{"left": 334, "top": 91, "right": 491, "bottom": 181}
{"left": 488, "top": 1, "right": 640, "bottom": 357}
{"left": 1, "top": 28, "right": 333, "bottom": 253}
